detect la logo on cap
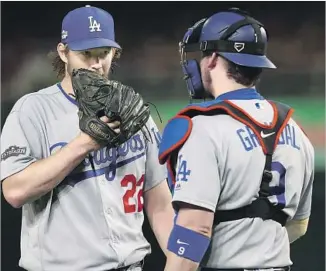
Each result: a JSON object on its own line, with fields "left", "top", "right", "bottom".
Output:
{"left": 88, "top": 16, "right": 101, "bottom": 32}
{"left": 84, "top": 5, "right": 101, "bottom": 32}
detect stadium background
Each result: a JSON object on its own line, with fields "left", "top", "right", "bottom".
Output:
{"left": 1, "top": 2, "right": 324, "bottom": 271}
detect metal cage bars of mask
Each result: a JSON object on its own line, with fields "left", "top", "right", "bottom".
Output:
{"left": 179, "top": 18, "right": 208, "bottom": 100}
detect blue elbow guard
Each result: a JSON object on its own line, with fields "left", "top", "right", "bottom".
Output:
{"left": 167, "top": 224, "right": 211, "bottom": 263}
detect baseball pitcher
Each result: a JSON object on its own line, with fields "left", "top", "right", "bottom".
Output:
{"left": 1, "top": 5, "right": 174, "bottom": 271}
{"left": 158, "top": 8, "right": 315, "bottom": 271}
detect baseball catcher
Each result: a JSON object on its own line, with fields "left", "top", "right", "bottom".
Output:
{"left": 71, "top": 68, "right": 151, "bottom": 147}
{"left": 159, "top": 7, "right": 315, "bottom": 271}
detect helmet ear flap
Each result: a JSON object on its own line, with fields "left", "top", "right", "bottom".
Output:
{"left": 181, "top": 59, "right": 206, "bottom": 100}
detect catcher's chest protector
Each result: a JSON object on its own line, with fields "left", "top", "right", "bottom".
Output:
{"left": 159, "top": 100, "right": 294, "bottom": 227}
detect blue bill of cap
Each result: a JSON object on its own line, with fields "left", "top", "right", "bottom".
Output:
{"left": 219, "top": 52, "right": 276, "bottom": 69}
{"left": 67, "top": 38, "right": 121, "bottom": 51}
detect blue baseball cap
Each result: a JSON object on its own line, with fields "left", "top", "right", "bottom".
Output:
{"left": 61, "top": 5, "right": 121, "bottom": 51}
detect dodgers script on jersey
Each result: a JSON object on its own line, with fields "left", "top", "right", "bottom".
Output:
{"left": 1, "top": 84, "right": 167, "bottom": 271}
{"left": 173, "top": 95, "right": 314, "bottom": 269}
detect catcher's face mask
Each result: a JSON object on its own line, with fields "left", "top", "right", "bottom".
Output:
{"left": 179, "top": 19, "right": 207, "bottom": 100}
{"left": 179, "top": 8, "right": 273, "bottom": 100}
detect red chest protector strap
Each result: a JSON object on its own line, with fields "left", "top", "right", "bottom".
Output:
{"left": 159, "top": 100, "right": 294, "bottom": 226}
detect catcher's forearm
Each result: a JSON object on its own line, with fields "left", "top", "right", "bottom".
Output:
{"left": 2, "top": 135, "right": 92, "bottom": 208}
{"left": 144, "top": 181, "right": 175, "bottom": 256}
{"left": 164, "top": 252, "right": 199, "bottom": 271}
{"left": 148, "top": 205, "right": 175, "bottom": 256}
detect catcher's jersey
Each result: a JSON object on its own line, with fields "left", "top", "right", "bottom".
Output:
{"left": 172, "top": 89, "right": 315, "bottom": 269}
{"left": 1, "top": 83, "right": 167, "bottom": 271}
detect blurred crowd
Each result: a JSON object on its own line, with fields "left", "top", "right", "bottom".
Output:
{"left": 1, "top": 2, "right": 325, "bottom": 103}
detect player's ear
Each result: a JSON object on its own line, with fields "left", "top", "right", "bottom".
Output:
{"left": 207, "top": 52, "right": 218, "bottom": 70}
{"left": 57, "top": 43, "right": 68, "bottom": 64}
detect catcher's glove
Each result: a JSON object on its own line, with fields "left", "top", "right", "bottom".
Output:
{"left": 71, "top": 68, "right": 151, "bottom": 147}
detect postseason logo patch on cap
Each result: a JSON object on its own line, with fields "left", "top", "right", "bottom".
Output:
{"left": 62, "top": 30, "right": 68, "bottom": 40}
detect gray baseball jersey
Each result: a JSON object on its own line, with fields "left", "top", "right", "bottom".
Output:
{"left": 1, "top": 83, "right": 167, "bottom": 271}
{"left": 172, "top": 97, "right": 315, "bottom": 269}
